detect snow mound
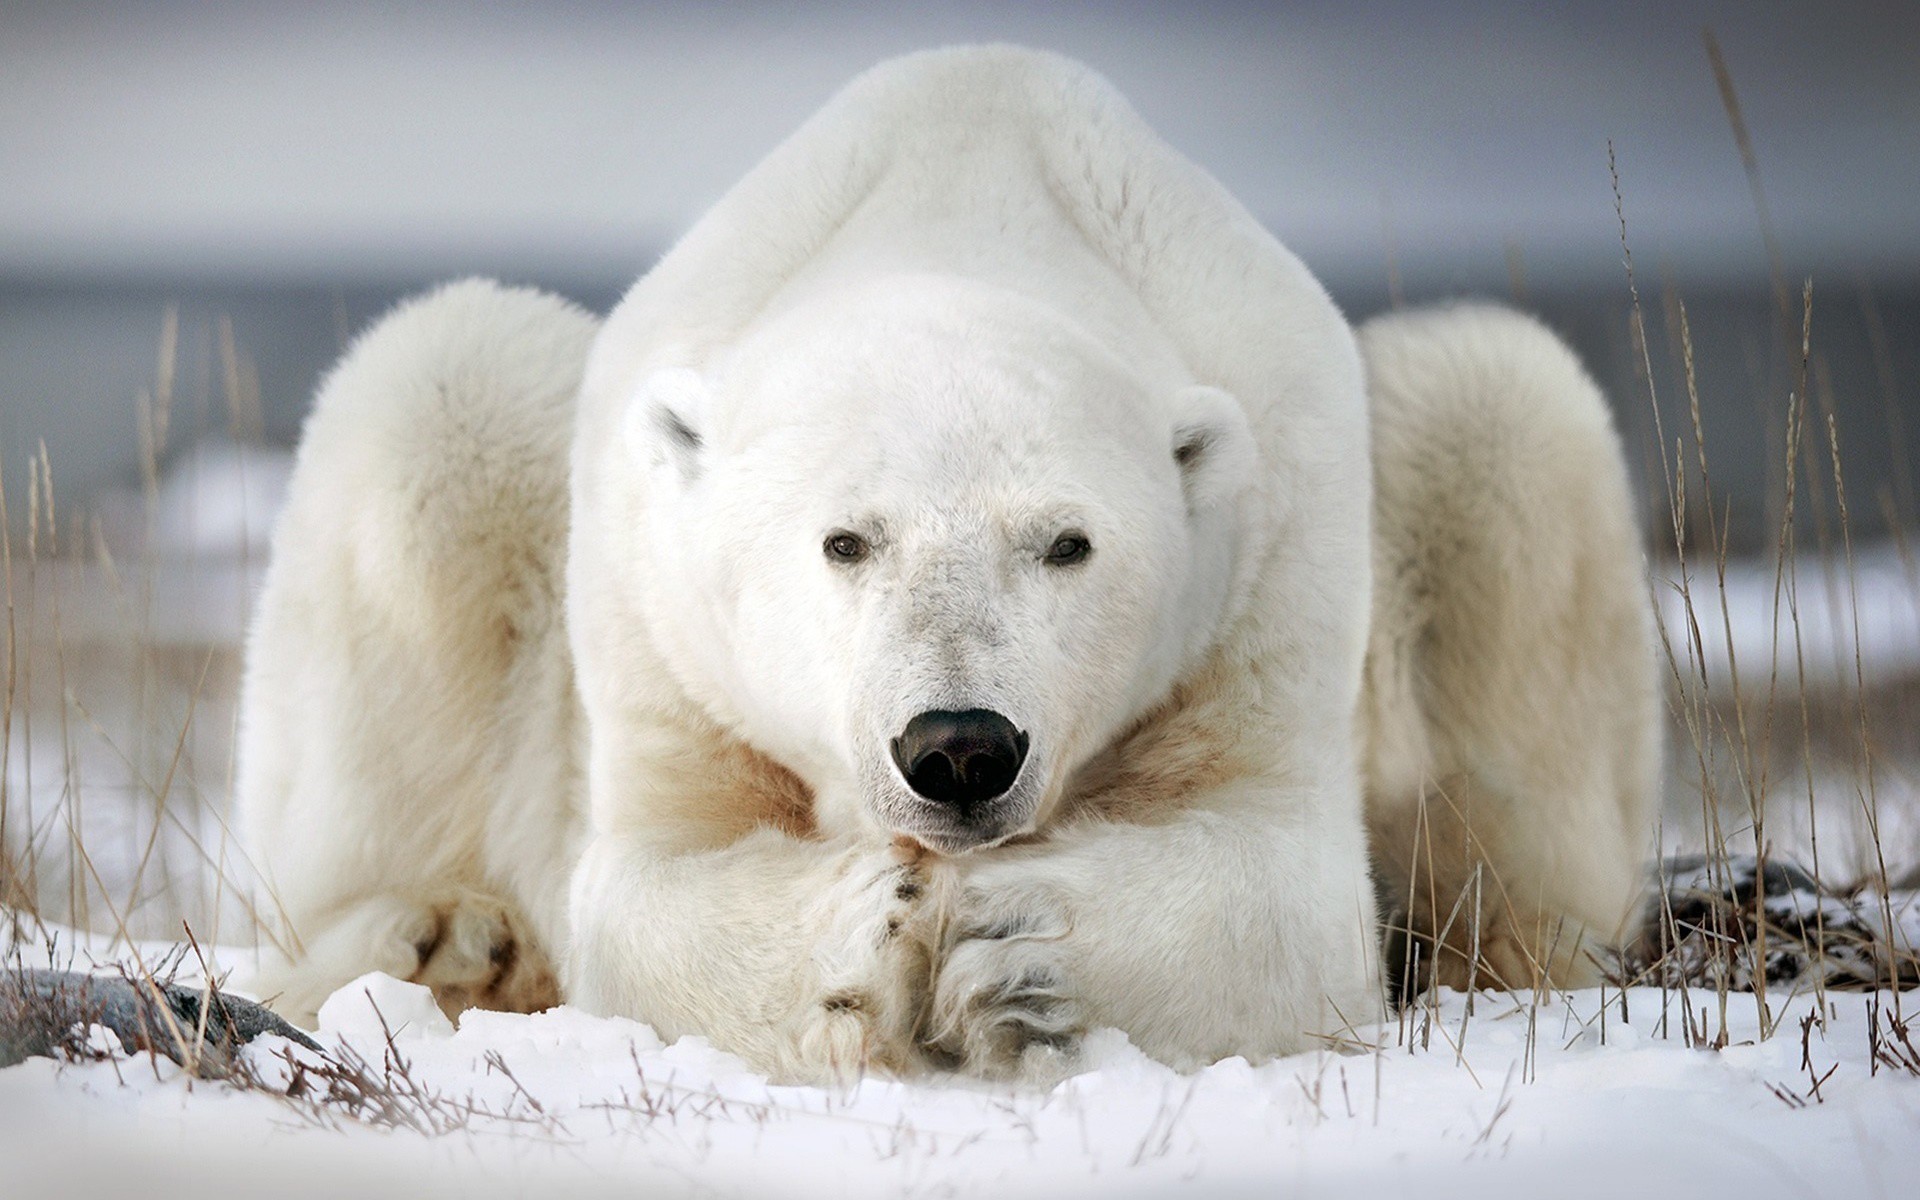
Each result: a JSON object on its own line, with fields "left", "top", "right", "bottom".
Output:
{"left": 317, "top": 973, "right": 455, "bottom": 1041}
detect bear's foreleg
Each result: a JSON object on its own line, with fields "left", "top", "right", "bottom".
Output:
{"left": 927, "top": 789, "right": 1383, "bottom": 1080}
{"left": 566, "top": 829, "right": 948, "bottom": 1084}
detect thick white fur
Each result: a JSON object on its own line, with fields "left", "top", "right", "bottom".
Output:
{"left": 239, "top": 47, "right": 1657, "bottom": 1081}
{"left": 1359, "top": 304, "right": 1660, "bottom": 990}
{"left": 239, "top": 280, "right": 592, "bottom": 1023}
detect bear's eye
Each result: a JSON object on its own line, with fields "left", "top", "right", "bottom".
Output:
{"left": 824, "top": 531, "right": 870, "bottom": 564}
{"left": 1043, "top": 532, "right": 1092, "bottom": 567}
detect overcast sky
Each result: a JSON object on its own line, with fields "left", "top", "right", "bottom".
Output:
{"left": 4, "top": 0, "right": 1917, "bottom": 292}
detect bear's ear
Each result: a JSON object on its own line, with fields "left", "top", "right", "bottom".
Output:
{"left": 1171, "top": 385, "right": 1256, "bottom": 513}
{"left": 624, "top": 367, "right": 711, "bottom": 482}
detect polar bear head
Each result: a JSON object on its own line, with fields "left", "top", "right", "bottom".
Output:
{"left": 626, "top": 274, "right": 1257, "bottom": 852}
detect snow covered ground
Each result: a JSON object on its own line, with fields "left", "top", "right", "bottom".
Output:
{"left": 5, "top": 924, "right": 1919, "bottom": 1200}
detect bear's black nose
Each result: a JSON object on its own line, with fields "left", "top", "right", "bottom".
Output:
{"left": 890, "top": 709, "right": 1030, "bottom": 813}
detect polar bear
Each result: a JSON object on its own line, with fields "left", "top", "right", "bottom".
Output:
{"left": 237, "top": 46, "right": 1658, "bottom": 1082}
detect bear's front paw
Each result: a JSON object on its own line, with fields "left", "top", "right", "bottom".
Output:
{"left": 408, "top": 892, "right": 561, "bottom": 1019}
{"left": 789, "top": 841, "right": 944, "bottom": 1081}
{"left": 924, "top": 878, "right": 1085, "bottom": 1084}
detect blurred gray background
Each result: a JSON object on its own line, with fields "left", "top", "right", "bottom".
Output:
{"left": 3, "top": 0, "right": 1918, "bottom": 546}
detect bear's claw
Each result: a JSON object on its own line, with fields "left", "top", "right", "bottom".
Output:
{"left": 789, "top": 845, "right": 942, "bottom": 1081}
{"left": 924, "top": 884, "right": 1085, "bottom": 1082}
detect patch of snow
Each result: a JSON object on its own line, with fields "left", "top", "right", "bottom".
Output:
{"left": 91, "top": 436, "right": 295, "bottom": 562}
{"left": 79, "top": 1022, "right": 125, "bottom": 1058}
{"left": 1658, "top": 545, "right": 1920, "bottom": 687}
{"left": 317, "top": 973, "right": 455, "bottom": 1041}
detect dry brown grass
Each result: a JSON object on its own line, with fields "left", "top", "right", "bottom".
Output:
{"left": 1550, "top": 37, "right": 1920, "bottom": 1067}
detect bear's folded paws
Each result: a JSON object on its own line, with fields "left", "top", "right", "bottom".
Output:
{"left": 786, "top": 841, "right": 944, "bottom": 1083}
{"left": 923, "top": 874, "right": 1085, "bottom": 1084}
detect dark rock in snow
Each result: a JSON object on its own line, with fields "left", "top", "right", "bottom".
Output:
{"left": 1, "top": 967, "right": 318, "bottom": 1075}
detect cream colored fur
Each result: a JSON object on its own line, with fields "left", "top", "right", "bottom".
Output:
{"left": 1359, "top": 304, "right": 1660, "bottom": 991}
{"left": 238, "top": 47, "right": 1657, "bottom": 1082}
{"left": 238, "top": 280, "right": 592, "bottom": 1023}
